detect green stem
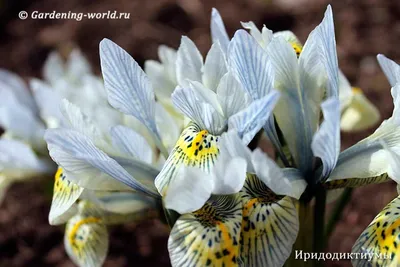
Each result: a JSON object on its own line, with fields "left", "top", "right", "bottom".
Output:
{"left": 313, "top": 187, "right": 326, "bottom": 267}
{"left": 325, "top": 188, "right": 353, "bottom": 238}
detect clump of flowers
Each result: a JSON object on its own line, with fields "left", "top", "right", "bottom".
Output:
{"left": 3, "top": 4, "right": 400, "bottom": 267}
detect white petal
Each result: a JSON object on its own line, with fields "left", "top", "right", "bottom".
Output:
{"left": 66, "top": 49, "right": 92, "bottom": 80}
{"left": 158, "top": 45, "right": 177, "bottom": 84}
{"left": 228, "top": 29, "right": 274, "bottom": 100}
{"left": 251, "top": 148, "right": 306, "bottom": 199}
{"left": 381, "top": 141, "right": 400, "bottom": 185}
{"left": 273, "top": 30, "right": 301, "bottom": 46}
{"left": 171, "top": 86, "right": 225, "bottom": 134}
{"left": 377, "top": 54, "right": 400, "bottom": 87}
{"left": 188, "top": 81, "right": 224, "bottom": 115}
{"left": 210, "top": 8, "right": 230, "bottom": 53}
{"left": 202, "top": 42, "right": 227, "bottom": 91}
{"left": 164, "top": 166, "right": 213, "bottom": 214}
{"left": 0, "top": 138, "right": 54, "bottom": 179}
{"left": 44, "top": 128, "right": 160, "bottom": 198}
{"left": 311, "top": 98, "right": 341, "bottom": 180}
{"left": 216, "top": 71, "right": 251, "bottom": 118}
{"left": 228, "top": 90, "right": 280, "bottom": 145}
{"left": 110, "top": 125, "right": 153, "bottom": 163}
{"left": 99, "top": 39, "right": 160, "bottom": 142}
{"left": 144, "top": 60, "right": 176, "bottom": 99}
{"left": 43, "top": 52, "right": 65, "bottom": 85}
{"left": 155, "top": 103, "right": 180, "bottom": 152}
{"left": 340, "top": 90, "right": 380, "bottom": 132}
{"left": 241, "top": 21, "right": 273, "bottom": 49}
{"left": 212, "top": 156, "right": 247, "bottom": 195}
{"left": 176, "top": 36, "right": 203, "bottom": 86}
{"left": 30, "top": 79, "right": 63, "bottom": 128}
{"left": 338, "top": 70, "right": 353, "bottom": 110}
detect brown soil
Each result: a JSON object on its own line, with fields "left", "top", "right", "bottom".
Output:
{"left": 0, "top": 0, "right": 399, "bottom": 266}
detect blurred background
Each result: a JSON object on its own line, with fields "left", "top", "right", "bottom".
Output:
{"left": 0, "top": 0, "right": 399, "bottom": 266}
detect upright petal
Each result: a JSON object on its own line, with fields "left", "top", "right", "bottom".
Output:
{"left": 66, "top": 49, "right": 92, "bottom": 81}
{"left": 210, "top": 8, "right": 230, "bottom": 53}
{"left": 49, "top": 167, "right": 83, "bottom": 225}
{"left": 202, "top": 42, "right": 227, "bottom": 91}
{"left": 43, "top": 52, "right": 64, "bottom": 86}
{"left": 216, "top": 72, "right": 251, "bottom": 118}
{"left": 240, "top": 174, "right": 299, "bottom": 267}
{"left": 171, "top": 86, "right": 225, "bottom": 135}
{"left": 352, "top": 196, "right": 400, "bottom": 267}
{"left": 228, "top": 91, "right": 280, "bottom": 145}
{"left": 377, "top": 54, "right": 400, "bottom": 87}
{"left": 311, "top": 98, "right": 340, "bottom": 180}
{"left": 45, "top": 128, "right": 160, "bottom": 198}
{"left": 176, "top": 36, "right": 203, "bottom": 85}
{"left": 228, "top": 30, "right": 274, "bottom": 100}
{"left": 266, "top": 36, "right": 316, "bottom": 173}
{"left": 99, "top": 39, "right": 163, "bottom": 153}
{"left": 65, "top": 214, "right": 108, "bottom": 267}
{"left": 168, "top": 195, "right": 242, "bottom": 267}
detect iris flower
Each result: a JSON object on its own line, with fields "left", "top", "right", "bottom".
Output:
{"left": 351, "top": 55, "right": 400, "bottom": 267}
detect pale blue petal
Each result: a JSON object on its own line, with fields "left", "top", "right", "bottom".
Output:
{"left": 300, "top": 5, "right": 339, "bottom": 98}
{"left": 110, "top": 125, "right": 153, "bottom": 164}
{"left": 228, "top": 90, "right": 280, "bottom": 145}
{"left": 210, "top": 8, "right": 230, "bottom": 53}
{"left": 45, "top": 128, "right": 160, "bottom": 198}
{"left": 99, "top": 39, "right": 160, "bottom": 143}
{"left": 311, "top": 98, "right": 340, "bottom": 180}
{"left": 228, "top": 29, "right": 274, "bottom": 100}
{"left": 266, "top": 36, "right": 317, "bottom": 173}
{"left": 377, "top": 54, "right": 400, "bottom": 87}
{"left": 176, "top": 36, "right": 203, "bottom": 86}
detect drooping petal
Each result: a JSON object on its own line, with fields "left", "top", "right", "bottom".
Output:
{"left": 164, "top": 165, "right": 214, "bottom": 214}
{"left": 240, "top": 174, "right": 299, "bottom": 267}
{"left": 210, "top": 8, "right": 230, "bottom": 53}
{"left": 228, "top": 90, "right": 280, "bottom": 145}
{"left": 251, "top": 149, "right": 306, "bottom": 199}
{"left": 171, "top": 86, "right": 225, "bottom": 134}
{"left": 85, "top": 191, "right": 157, "bottom": 214}
{"left": 65, "top": 214, "right": 108, "bottom": 267}
{"left": 377, "top": 54, "right": 400, "bottom": 87}
{"left": 340, "top": 88, "right": 380, "bottom": 132}
{"left": 202, "top": 42, "right": 227, "bottom": 91}
{"left": 176, "top": 36, "right": 203, "bottom": 86}
{"left": 45, "top": 128, "right": 160, "bottom": 198}
{"left": 99, "top": 39, "right": 164, "bottom": 154}
{"left": 352, "top": 196, "right": 400, "bottom": 267}
{"left": 266, "top": 36, "right": 317, "bottom": 173}
{"left": 49, "top": 167, "right": 83, "bottom": 225}
{"left": 168, "top": 195, "right": 242, "bottom": 267}
{"left": 110, "top": 125, "right": 153, "bottom": 164}
{"left": 155, "top": 122, "right": 219, "bottom": 195}
{"left": 311, "top": 98, "right": 340, "bottom": 180}
{"left": 216, "top": 72, "right": 251, "bottom": 118}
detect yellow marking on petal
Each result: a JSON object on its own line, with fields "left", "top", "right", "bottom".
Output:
{"left": 290, "top": 42, "right": 303, "bottom": 57}
{"left": 68, "top": 217, "right": 101, "bottom": 247}
{"left": 351, "top": 86, "right": 363, "bottom": 94}
{"left": 55, "top": 167, "right": 63, "bottom": 182}
{"left": 155, "top": 122, "right": 220, "bottom": 195}
{"left": 352, "top": 196, "right": 400, "bottom": 266}
{"left": 168, "top": 196, "right": 242, "bottom": 266}
{"left": 324, "top": 173, "right": 390, "bottom": 190}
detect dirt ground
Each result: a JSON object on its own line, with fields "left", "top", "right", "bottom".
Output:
{"left": 0, "top": 0, "right": 399, "bottom": 266}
